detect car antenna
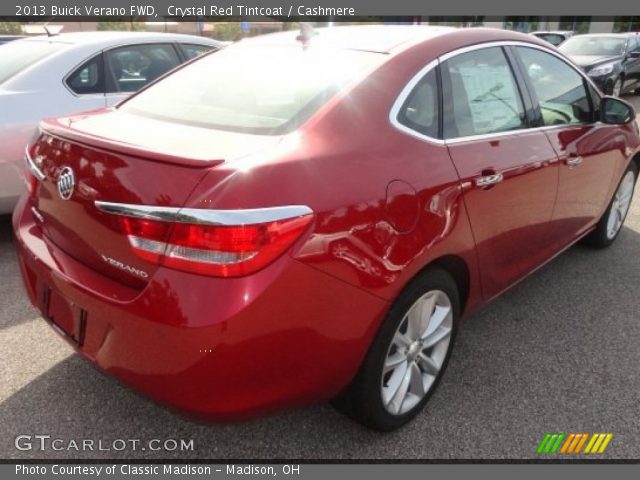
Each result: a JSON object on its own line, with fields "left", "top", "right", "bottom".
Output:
{"left": 296, "top": 22, "right": 317, "bottom": 48}
{"left": 42, "top": 22, "right": 61, "bottom": 38}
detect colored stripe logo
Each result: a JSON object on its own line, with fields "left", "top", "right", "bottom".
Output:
{"left": 537, "top": 433, "right": 613, "bottom": 454}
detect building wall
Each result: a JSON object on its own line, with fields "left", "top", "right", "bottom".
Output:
{"left": 424, "top": 17, "right": 619, "bottom": 34}
{"left": 588, "top": 21, "right": 616, "bottom": 33}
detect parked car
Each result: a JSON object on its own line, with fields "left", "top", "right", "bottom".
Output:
{"left": 530, "top": 30, "right": 574, "bottom": 46}
{"left": 0, "top": 35, "right": 25, "bottom": 44}
{"left": 0, "top": 32, "right": 223, "bottom": 214}
{"left": 13, "top": 26, "right": 640, "bottom": 431}
{"left": 559, "top": 33, "right": 640, "bottom": 96}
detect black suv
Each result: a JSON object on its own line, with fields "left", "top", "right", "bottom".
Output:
{"left": 559, "top": 33, "right": 640, "bottom": 96}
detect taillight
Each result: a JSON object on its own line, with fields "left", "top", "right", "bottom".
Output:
{"left": 97, "top": 202, "right": 314, "bottom": 277}
{"left": 121, "top": 217, "right": 173, "bottom": 263}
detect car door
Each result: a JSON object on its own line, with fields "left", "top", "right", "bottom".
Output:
{"left": 103, "top": 43, "right": 182, "bottom": 106}
{"left": 64, "top": 53, "right": 108, "bottom": 111}
{"left": 514, "top": 45, "right": 629, "bottom": 242}
{"left": 441, "top": 45, "right": 561, "bottom": 300}
{"left": 622, "top": 37, "right": 640, "bottom": 90}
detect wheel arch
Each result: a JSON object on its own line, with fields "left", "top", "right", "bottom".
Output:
{"left": 414, "top": 254, "right": 471, "bottom": 315}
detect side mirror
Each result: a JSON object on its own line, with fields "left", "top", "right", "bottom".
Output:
{"left": 600, "top": 96, "right": 636, "bottom": 125}
{"left": 628, "top": 50, "right": 640, "bottom": 58}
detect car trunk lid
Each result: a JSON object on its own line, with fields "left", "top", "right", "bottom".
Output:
{"left": 30, "top": 111, "right": 282, "bottom": 289}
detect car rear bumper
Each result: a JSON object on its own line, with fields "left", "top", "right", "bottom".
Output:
{"left": 12, "top": 195, "right": 389, "bottom": 420}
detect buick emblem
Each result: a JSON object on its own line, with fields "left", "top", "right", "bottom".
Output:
{"left": 57, "top": 166, "right": 75, "bottom": 200}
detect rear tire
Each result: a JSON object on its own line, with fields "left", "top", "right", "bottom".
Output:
{"left": 332, "top": 268, "right": 460, "bottom": 431}
{"left": 583, "top": 163, "right": 637, "bottom": 248}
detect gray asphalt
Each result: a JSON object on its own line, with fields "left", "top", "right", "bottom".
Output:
{"left": 2, "top": 97, "right": 640, "bottom": 460}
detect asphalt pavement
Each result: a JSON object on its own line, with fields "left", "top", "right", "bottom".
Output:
{"left": 1, "top": 96, "right": 640, "bottom": 460}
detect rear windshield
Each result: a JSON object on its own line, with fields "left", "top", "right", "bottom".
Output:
{"left": 120, "top": 45, "right": 382, "bottom": 135}
{"left": 0, "top": 40, "right": 67, "bottom": 85}
{"left": 559, "top": 37, "right": 626, "bottom": 56}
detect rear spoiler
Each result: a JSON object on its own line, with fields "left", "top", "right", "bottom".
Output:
{"left": 38, "top": 115, "right": 225, "bottom": 168}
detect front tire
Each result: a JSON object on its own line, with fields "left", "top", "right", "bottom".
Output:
{"left": 332, "top": 268, "right": 460, "bottom": 431}
{"left": 583, "top": 163, "right": 637, "bottom": 248}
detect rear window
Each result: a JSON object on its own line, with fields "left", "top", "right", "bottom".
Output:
{"left": 120, "top": 45, "right": 382, "bottom": 135}
{"left": 0, "top": 40, "right": 66, "bottom": 85}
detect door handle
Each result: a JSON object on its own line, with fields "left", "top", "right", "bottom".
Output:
{"left": 475, "top": 173, "right": 504, "bottom": 188}
{"left": 566, "top": 156, "right": 583, "bottom": 168}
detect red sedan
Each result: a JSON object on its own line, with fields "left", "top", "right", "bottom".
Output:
{"left": 13, "top": 26, "right": 640, "bottom": 431}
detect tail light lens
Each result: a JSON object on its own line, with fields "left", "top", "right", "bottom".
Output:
{"left": 98, "top": 202, "right": 314, "bottom": 277}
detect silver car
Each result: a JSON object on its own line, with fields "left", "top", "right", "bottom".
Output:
{"left": 0, "top": 31, "right": 223, "bottom": 213}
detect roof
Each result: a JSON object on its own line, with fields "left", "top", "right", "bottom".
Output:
{"left": 18, "top": 31, "right": 222, "bottom": 47}
{"left": 570, "top": 32, "right": 639, "bottom": 38}
{"left": 237, "top": 25, "right": 458, "bottom": 53}
{"left": 530, "top": 31, "right": 574, "bottom": 35}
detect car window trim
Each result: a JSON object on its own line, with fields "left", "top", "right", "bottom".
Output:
{"left": 62, "top": 51, "right": 106, "bottom": 98}
{"left": 389, "top": 59, "right": 445, "bottom": 145}
{"left": 389, "top": 40, "right": 606, "bottom": 146}
{"left": 394, "top": 64, "right": 442, "bottom": 140}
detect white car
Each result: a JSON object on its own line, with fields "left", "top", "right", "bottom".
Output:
{"left": 0, "top": 31, "right": 223, "bottom": 213}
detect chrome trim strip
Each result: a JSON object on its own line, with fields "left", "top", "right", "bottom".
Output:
{"left": 24, "top": 146, "right": 46, "bottom": 181}
{"left": 389, "top": 40, "right": 603, "bottom": 146}
{"left": 95, "top": 201, "right": 314, "bottom": 226}
{"left": 30, "top": 206, "right": 44, "bottom": 223}
{"left": 444, "top": 128, "right": 537, "bottom": 145}
{"left": 388, "top": 58, "right": 444, "bottom": 146}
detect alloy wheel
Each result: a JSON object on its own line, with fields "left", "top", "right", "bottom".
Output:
{"left": 381, "top": 290, "right": 453, "bottom": 416}
{"left": 606, "top": 170, "right": 635, "bottom": 240}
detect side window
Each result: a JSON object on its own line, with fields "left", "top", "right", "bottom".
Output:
{"left": 442, "top": 47, "right": 526, "bottom": 139}
{"left": 397, "top": 68, "right": 439, "bottom": 138}
{"left": 104, "top": 44, "right": 181, "bottom": 93}
{"left": 66, "top": 54, "right": 104, "bottom": 95}
{"left": 179, "top": 43, "right": 215, "bottom": 60}
{"left": 516, "top": 47, "right": 592, "bottom": 126}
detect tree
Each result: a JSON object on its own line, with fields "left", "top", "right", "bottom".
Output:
{"left": 213, "top": 23, "right": 243, "bottom": 41}
{"left": 0, "top": 22, "right": 22, "bottom": 34}
{"left": 97, "top": 20, "right": 144, "bottom": 31}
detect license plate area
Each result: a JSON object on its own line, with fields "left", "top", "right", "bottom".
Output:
{"left": 42, "top": 285, "right": 86, "bottom": 346}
